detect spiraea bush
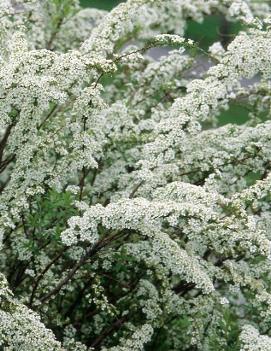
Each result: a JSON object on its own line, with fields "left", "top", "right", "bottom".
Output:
{"left": 1, "top": 0, "right": 271, "bottom": 350}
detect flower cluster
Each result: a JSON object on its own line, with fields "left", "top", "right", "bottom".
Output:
{"left": 0, "top": 0, "right": 271, "bottom": 350}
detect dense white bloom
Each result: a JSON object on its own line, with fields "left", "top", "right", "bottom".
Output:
{"left": 0, "top": 0, "right": 271, "bottom": 349}
{"left": 240, "top": 325, "right": 271, "bottom": 351}
{"left": 0, "top": 274, "right": 63, "bottom": 350}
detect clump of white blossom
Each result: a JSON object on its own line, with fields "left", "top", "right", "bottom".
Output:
{"left": 0, "top": 0, "right": 271, "bottom": 350}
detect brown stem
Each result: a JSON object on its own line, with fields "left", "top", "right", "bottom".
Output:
{"left": 38, "top": 104, "right": 58, "bottom": 130}
{"left": 79, "top": 166, "right": 91, "bottom": 201}
{"left": 128, "top": 181, "right": 144, "bottom": 199}
{"left": 173, "top": 281, "right": 196, "bottom": 295}
{"left": 89, "top": 315, "right": 129, "bottom": 349}
{"left": 64, "top": 275, "right": 94, "bottom": 319}
{"left": 0, "top": 123, "right": 14, "bottom": 162}
{"left": 39, "top": 231, "right": 123, "bottom": 305}
{"left": 46, "top": 17, "right": 64, "bottom": 50}
{"left": 0, "top": 154, "right": 15, "bottom": 173}
{"left": 28, "top": 247, "right": 68, "bottom": 307}
{"left": 78, "top": 115, "right": 89, "bottom": 200}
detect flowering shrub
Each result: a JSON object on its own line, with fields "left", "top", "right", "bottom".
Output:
{"left": 1, "top": 0, "right": 271, "bottom": 350}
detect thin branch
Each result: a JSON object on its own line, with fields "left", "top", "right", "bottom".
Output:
{"left": 38, "top": 231, "right": 123, "bottom": 305}
{"left": 38, "top": 104, "right": 58, "bottom": 130}
{"left": 128, "top": 180, "right": 144, "bottom": 199}
{"left": 28, "top": 247, "right": 68, "bottom": 307}
{"left": 89, "top": 315, "right": 129, "bottom": 348}
{"left": 0, "top": 123, "right": 14, "bottom": 162}
{"left": 0, "top": 154, "right": 15, "bottom": 173}
{"left": 64, "top": 275, "right": 94, "bottom": 318}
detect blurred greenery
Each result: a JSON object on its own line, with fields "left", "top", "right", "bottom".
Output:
{"left": 80, "top": 0, "right": 122, "bottom": 10}
{"left": 218, "top": 104, "right": 249, "bottom": 126}
{"left": 185, "top": 15, "right": 242, "bottom": 50}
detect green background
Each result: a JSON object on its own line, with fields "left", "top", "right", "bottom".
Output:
{"left": 80, "top": 0, "right": 122, "bottom": 10}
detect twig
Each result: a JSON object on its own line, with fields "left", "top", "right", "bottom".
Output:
{"left": 38, "top": 231, "right": 123, "bottom": 304}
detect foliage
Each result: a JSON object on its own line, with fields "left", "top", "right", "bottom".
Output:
{"left": 1, "top": 0, "right": 271, "bottom": 350}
